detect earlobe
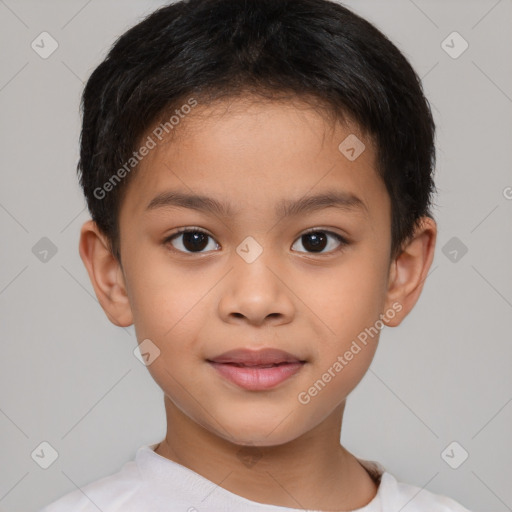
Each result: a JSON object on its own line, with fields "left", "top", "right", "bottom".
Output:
{"left": 78, "top": 220, "right": 134, "bottom": 327}
{"left": 382, "top": 216, "right": 437, "bottom": 327}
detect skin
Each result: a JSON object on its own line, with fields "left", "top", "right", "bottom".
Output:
{"left": 79, "top": 95, "right": 436, "bottom": 511}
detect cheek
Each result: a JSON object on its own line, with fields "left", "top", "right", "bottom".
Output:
{"left": 297, "top": 317, "right": 379, "bottom": 417}
{"left": 124, "top": 251, "right": 207, "bottom": 341}
{"left": 294, "top": 254, "right": 387, "bottom": 398}
{"left": 298, "top": 258, "right": 387, "bottom": 342}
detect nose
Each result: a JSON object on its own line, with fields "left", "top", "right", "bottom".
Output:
{"left": 217, "top": 249, "right": 295, "bottom": 327}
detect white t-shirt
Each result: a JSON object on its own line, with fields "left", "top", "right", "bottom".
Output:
{"left": 39, "top": 443, "right": 472, "bottom": 511}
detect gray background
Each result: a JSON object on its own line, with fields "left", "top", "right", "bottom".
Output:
{"left": 0, "top": 0, "right": 511, "bottom": 511}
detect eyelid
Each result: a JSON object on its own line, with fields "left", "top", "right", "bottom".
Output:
{"left": 300, "top": 226, "right": 349, "bottom": 241}
{"left": 164, "top": 226, "right": 349, "bottom": 243}
{"left": 172, "top": 226, "right": 211, "bottom": 236}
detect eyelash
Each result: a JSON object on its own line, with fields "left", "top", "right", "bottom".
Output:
{"left": 163, "top": 227, "right": 350, "bottom": 256}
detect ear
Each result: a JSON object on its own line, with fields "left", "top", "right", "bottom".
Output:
{"left": 78, "top": 220, "right": 133, "bottom": 327}
{"left": 382, "top": 216, "right": 437, "bottom": 327}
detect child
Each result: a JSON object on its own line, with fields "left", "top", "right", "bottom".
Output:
{"left": 39, "top": 0, "right": 473, "bottom": 510}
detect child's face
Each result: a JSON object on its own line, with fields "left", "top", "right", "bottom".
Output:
{"left": 96, "top": 96, "right": 404, "bottom": 446}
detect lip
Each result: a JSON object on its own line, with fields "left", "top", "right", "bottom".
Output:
{"left": 208, "top": 348, "right": 304, "bottom": 365}
{"left": 207, "top": 348, "right": 306, "bottom": 391}
{"left": 208, "top": 361, "right": 305, "bottom": 390}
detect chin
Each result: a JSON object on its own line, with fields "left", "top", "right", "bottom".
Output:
{"left": 212, "top": 413, "right": 306, "bottom": 448}
{"left": 229, "top": 431, "right": 298, "bottom": 448}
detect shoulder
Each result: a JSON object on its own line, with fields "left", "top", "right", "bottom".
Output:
{"left": 38, "top": 459, "right": 143, "bottom": 512}
{"left": 380, "top": 472, "right": 473, "bottom": 511}
{"left": 356, "top": 458, "right": 472, "bottom": 511}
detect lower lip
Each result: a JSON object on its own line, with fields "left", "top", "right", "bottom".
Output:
{"left": 208, "top": 361, "right": 305, "bottom": 390}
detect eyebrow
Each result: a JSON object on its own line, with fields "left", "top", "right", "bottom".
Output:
{"left": 145, "top": 189, "right": 368, "bottom": 218}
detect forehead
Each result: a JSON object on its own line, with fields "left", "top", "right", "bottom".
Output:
{"left": 119, "top": 96, "right": 389, "bottom": 224}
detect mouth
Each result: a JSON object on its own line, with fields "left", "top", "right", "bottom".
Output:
{"left": 207, "top": 359, "right": 306, "bottom": 370}
{"left": 206, "top": 348, "right": 307, "bottom": 391}
{"left": 207, "top": 359, "right": 306, "bottom": 391}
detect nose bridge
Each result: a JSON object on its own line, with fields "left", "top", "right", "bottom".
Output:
{"left": 217, "top": 236, "right": 295, "bottom": 325}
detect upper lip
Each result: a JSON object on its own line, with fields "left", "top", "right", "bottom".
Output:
{"left": 207, "top": 348, "right": 305, "bottom": 365}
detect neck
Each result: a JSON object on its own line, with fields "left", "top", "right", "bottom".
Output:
{"left": 154, "top": 395, "right": 378, "bottom": 510}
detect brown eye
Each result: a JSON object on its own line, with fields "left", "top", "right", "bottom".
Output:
{"left": 291, "top": 230, "right": 348, "bottom": 254}
{"left": 165, "top": 229, "right": 219, "bottom": 253}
